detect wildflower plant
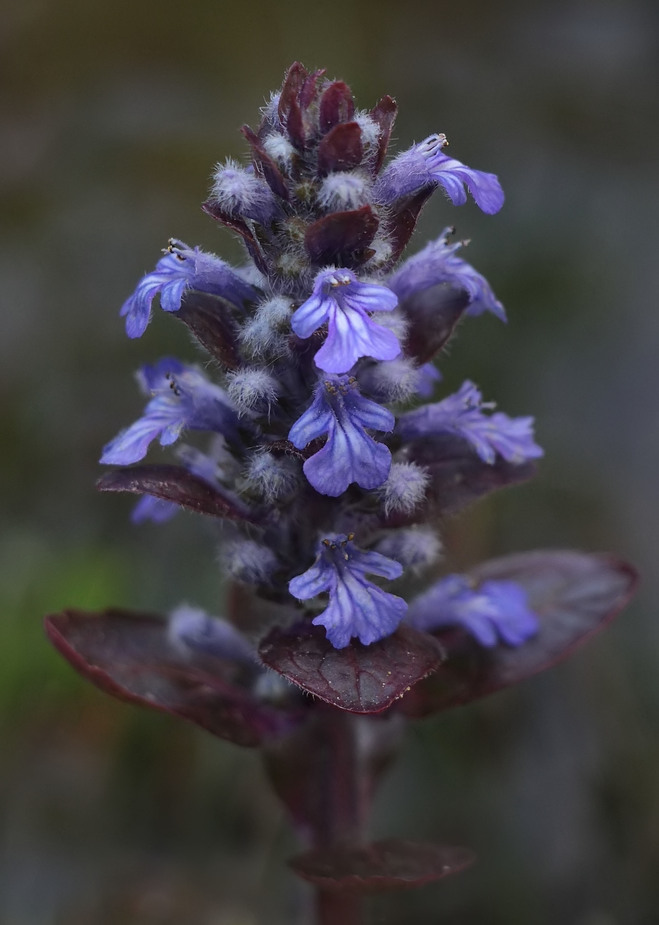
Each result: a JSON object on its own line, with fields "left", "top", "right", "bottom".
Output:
{"left": 46, "top": 63, "right": 637, "bottom": 920}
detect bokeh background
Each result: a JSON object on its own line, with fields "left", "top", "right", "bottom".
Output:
{"left": 2, "top": 0, "right": 658, "bottom": 922}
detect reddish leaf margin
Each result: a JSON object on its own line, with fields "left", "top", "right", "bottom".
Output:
{"left": 45, "top": 608, "right": 298, "bottom": 747}
{"left": 259, "top": 622, "right": 445, "bottom": 714}
{"left": 289, "top": 839, "right": 475, "bottom": 892}
{"left": 402, "top": 550, "right": 638, "bottom": 717}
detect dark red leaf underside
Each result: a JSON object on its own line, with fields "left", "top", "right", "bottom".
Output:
{"left": 396, "top": 434, "right": 537, "bottom": 521}
{"left": 45, "top": 609, "right": 296, "bottom": 747}
{"left": 289, "top": 839, "right": 475, "bottom": 892}
{"left": 201, "top": 201, "right": 269, "bottom": 275}
{"left": 402, "top": 284, "right": 469, "bottom": 364}
{"left": 385, "top": 187, "right": 435, "bottom": 267}
{"left": 317, "top": 122, "right": 363, "bottom": 175}
{"left": 258, "top": 622, "right": 445, "bottom": 714}
{"left": 369, "top": 95, "right": 398, "bottom": 174}
{"left": 241, "top": 124, "right": 290, "bottom": 200}
{"left": 319, "top": 81, "right": 355, "bottom": 132}
{"left": 278, "top": 62, "right": 307, "bottom": 149}
{"left": 97, "top": 465, "right": 259, "bottom": 523}
{"left": 175, "top": 290, "right": 242, "bottom": 369}
{"left": 299, "top": 68, "right": 326, "bottom": 111}
{"left": 305, "top": 205, "right": 379, "bottom": 268}
{"left": 402, "top": 551, "right": 638, "bottom": 717}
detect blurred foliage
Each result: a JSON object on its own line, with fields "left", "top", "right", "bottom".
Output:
{"left": 1, "top": 0, "right": 658, "bottom": 921}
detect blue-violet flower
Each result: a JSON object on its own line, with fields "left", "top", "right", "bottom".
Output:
{"left": 375, "top": 134, "right": 504, "bottom": 214}
{"left": 120, "top": 239, "right": 255, "bottom": 339}
{"left": 389, "top": 227, "right": 506, "bottom": 321}
{"left": 100, "top": 358, "right": 238, "bottom": 465}
{"left": 397, "top": 380, "right": 543, "bottom": 465}
{"left": 289, "top": 534, "right": 407, "bottom": 648}
{"left": 406, "top": 575, "right": 539, "bottom": 647}
{"left": 290, "top": 268, "right": 400, "bottom": 373}
{"left": 288, "top": 376, "right": 394, "bottom": 496}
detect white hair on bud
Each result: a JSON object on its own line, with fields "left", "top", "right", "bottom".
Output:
{"left": 226, "top": 367, "right": 280, "bottom": 416}
{"left": 360, "top": 358, "right": 421, "bottom": 403}
{"left": 277, "top": 251, "right": 307, "bottom": 277}
{"left": 239, "top": 296, "right": 293, "bottom": 358}
{"left": 375, "top": 526, "right": 443, "bottom": 574}
{"left": 256, "top": 295, "right": 293, "bottom": 329}
{"left": 364, "top": 234, "right": 393, "bottom": 269}
{"left": 168, "top": 604, "right": 255, "bottom": 662}
{"left": 239, "top": 315, "right": 286, "bottom": 359}
{"left": 318, "top": 170, "right": 371, "bottom": 211}
{"left": 243, "top": 450, "right": 300, "bottom": 503}
{"left": 222, "top": 539, "right": 278, "bottom": 585}
{"left": 377, "top": 462, "right": 430, "bottom": 516}
{"left": 260, "top": 92, "right": 282, "bottom": 129}
{"left": 262, "top": 131, "right": 295, "bottom": 168}
{"left": 253, "top": 670, "right": 294, "bottom": 703}
{"left": 354, "top": 111, "right": 381, "bottom": 150}
{"left": 236, "top": 262, "right": 266, "bottom": 288}
{"left": 370, "top": 307, "right": 409, "bottom": 341}
{"left": 211, "top": 158, "right": 262, "bottom": 213}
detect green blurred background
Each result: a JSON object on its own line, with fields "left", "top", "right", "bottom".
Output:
{"left": 1, "top": 0, "right": 658, "bottom": 921}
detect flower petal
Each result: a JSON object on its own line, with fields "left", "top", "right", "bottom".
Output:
{"left": 290, "top": 293, "right": 330, "bottom": 339}
{"left": 315, "top": 305, "right": 401, "bottom": 373}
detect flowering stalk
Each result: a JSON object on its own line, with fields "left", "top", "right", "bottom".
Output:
{"left": 46, "top": 63, "right": 637, "bottom": 921}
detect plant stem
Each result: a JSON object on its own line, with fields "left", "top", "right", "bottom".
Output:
{"left": 315, "top": 710, "right": 365, "bottom": 847}
{"left": 265, "top": 710, "right": 405, "bottom": 924}
{"left": 312, "top": 711, "right": 365, "bottom": 924}
{"left": 316, "top": 889, "right": 363, "bottom": 925}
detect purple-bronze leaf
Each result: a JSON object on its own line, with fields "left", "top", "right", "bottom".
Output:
{"left": 175, "top": 290, "right": 242, "bottom": 369}
{"left": 402, "top": 551, "right": 638, "bottom": 717}
{"left": 278, "top": 62, "right": 307, "bottom": 149}
{"left": 289, "top": 839, "right": 475, "bottom": 892}
{"left": 402, "top": 284, "right": 470, "bottom": 365}
{"left": 258, "top": 622, "right": 445, "bottom": 714}
{"left": 319, "top": 81, "right": 355, "bottom": 132}
{"left": 305, "top": 205, "right": 379, "bottom": 268}
{"left": 299, "top": 68, "right": 326, "bottom": 112}
{"left": 241, "top": 124, "right": 290, "bottom": 200}
{"left": 45, "top": 609, "right": 296, "bottom": 747}
{"left": 369, "top": 95, "right": 398, "bottom": 174}
{"left": 97, "top": 465, "right": 260, "bottom": 523}
{"left": 384, "top": 187, "right": 435, "bottom": 267}
{"left": 317, "top": 122, "right": 363, "bottom": 175}
{"left": 201, "top": 200, "right": 269, "bottom": 276}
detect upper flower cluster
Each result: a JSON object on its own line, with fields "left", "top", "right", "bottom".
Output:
{"left": 101, "top": 63, "right": 542, "bottom": 652}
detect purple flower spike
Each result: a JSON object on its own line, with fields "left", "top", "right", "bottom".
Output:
{"left": 398, "top": 380, "right": 543, "bottom": 465}
{"left": 407, "top": 574, "right": 539, "bottom": 648}
{"left": 120, "top": 239, "right": 256, "bottom": 339}
{"left": 288, "top": 376, "right": 394, "bottom": 496}
{"left": 100, "top": 358, "right": 238, "bottom": 466}
{"left": 389, "top": 228, "right": 506, "bottom": 322}
{"left": 291, "top": 268, "right": 401, "bottom": 373}
{"left": 376, "top": 134, "right": 504, "bottom": 215}
{"left": 289, "top": 533, "right": 407, "bottom": 648}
